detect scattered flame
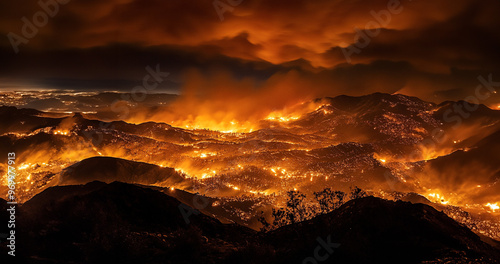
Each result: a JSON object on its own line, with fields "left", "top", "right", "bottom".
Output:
{"left": 198, "top": 152, "right": 217, "bottom": 159}
{"left": 485, "top": 203, "right": 499, "bottom": 212}
{"left": 169, "top": 119, "right": 256, "bottom": 133}
{"left": 427, "top": 193, "right": 450, "bottom": 205}
{"left": 175, "top": 168, "right": 188, "bottom": 175}
{"left": 265, "top": 115, "right": 300, "bottom": 123}
{"left": 18, "top": 163, "right": 31, "bottom": 170}
{"left": 226, "top": 183, "right": 240, "bottom": 190}
{"left": 53, "top": 130, "right": 69, "bottom": 136}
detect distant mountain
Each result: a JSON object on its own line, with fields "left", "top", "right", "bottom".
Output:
{"left": 416, "top": 129, "right": 500, "bottom": 205}
{"left": 291, "top": 93, "right": 441, "bottom": 146}
{"left": 14, "top": 181, "right": 500, "bottom": 264}
{"left": 0, "top": 106, "right": 62, "bottom": 134}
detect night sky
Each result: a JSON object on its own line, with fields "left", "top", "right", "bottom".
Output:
{"left": 1, "top": 0, "right": 500, "bottom": 106}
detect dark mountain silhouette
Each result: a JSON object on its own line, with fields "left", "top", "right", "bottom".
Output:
{"left": 13, "top": 181, "right": 500, "bottom": 264}
{"left": 0, "top": 198, "right": 10, "bottom": 259}
{"left": 267, "top": 197, "right": 500, "bottom": 263}
{"left": 58, "top": 156, "right": 190, "bottom": 188}
{"left": 18, "top": 181, "right": 258, "bottom": 264}
{"left": 0, "top": 106, "right": 62, "bottom": 134}
{"left": 416, "top": 129, "right": 500, "bottom": 204}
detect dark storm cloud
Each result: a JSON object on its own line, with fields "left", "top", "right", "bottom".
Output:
{"left": 0, "top": 0, "right": 499, "bottom": 105}
{"left": 0, "top": 43, "right": 284, "bottom": 91}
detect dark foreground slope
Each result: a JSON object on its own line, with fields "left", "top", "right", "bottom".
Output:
{"left": 11, "top": 182, "right": 500, "bottom": 264}
{"left": 17, "top": 181, "right": 258, "bottom": 264}
{"left": 267, "top": 197, "right": 500, "bottom": 263}
{"left": 0, "top": 198, "right": 10, "bottom": 261}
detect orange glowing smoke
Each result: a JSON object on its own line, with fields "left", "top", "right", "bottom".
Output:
{"left": 124, "top": 70, "right": 335, "bottom": 132}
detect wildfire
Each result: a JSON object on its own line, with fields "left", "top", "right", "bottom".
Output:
{"left": 198, "top": 152, "right": 217, "bottom": 158}
{"left": 17, "top": 163, "right": 31, "bottom": 170}
{"left": 226, "top": 183, "right": 240, "bottom": 190}
{"left": 170, "top": 118, "right": 256, "bottom": 133}
{"left": 265, "top": 115, "right": 300, "bottom": 123}
{"left": 53, "top": 130, "right": 69, "bottom": 135}
{"left": 427, "top": 193, "right": 450, "bottom": 205}
{"left": 268, "top": 167, "right": 292, "bottom": 178}
{"left": 485, "top": 203, "right": 499, "bottom": 212}
{"left": 374, "top": 154, "right": 391, "bottom": 164}
{"left": 174, "top": 168, "right": 190, "bottom": 176}
{"left": 263, "top": 100, "right": 331, "bottom": 124}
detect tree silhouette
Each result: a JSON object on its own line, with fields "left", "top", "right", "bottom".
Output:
{"left": 349, "top": 186, "right": 367, "bottom": 200}
{"left": 314, "top": 188, "right": 346, "bottom": 214}
{"left": 286, "top": 190, "right": 306, "bottom": 224}
{"left": 258, "top": 190, "right": 307, "bottom": 231}
{"left": 259, "top": 187, "right": 367, "bottom": 232}
{"left": 257, "top": 211, "right": 271, "bottom": 232}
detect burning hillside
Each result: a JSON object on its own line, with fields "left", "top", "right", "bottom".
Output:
{"left": 1, "top": 92, "right": 500, "bottom": 243}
